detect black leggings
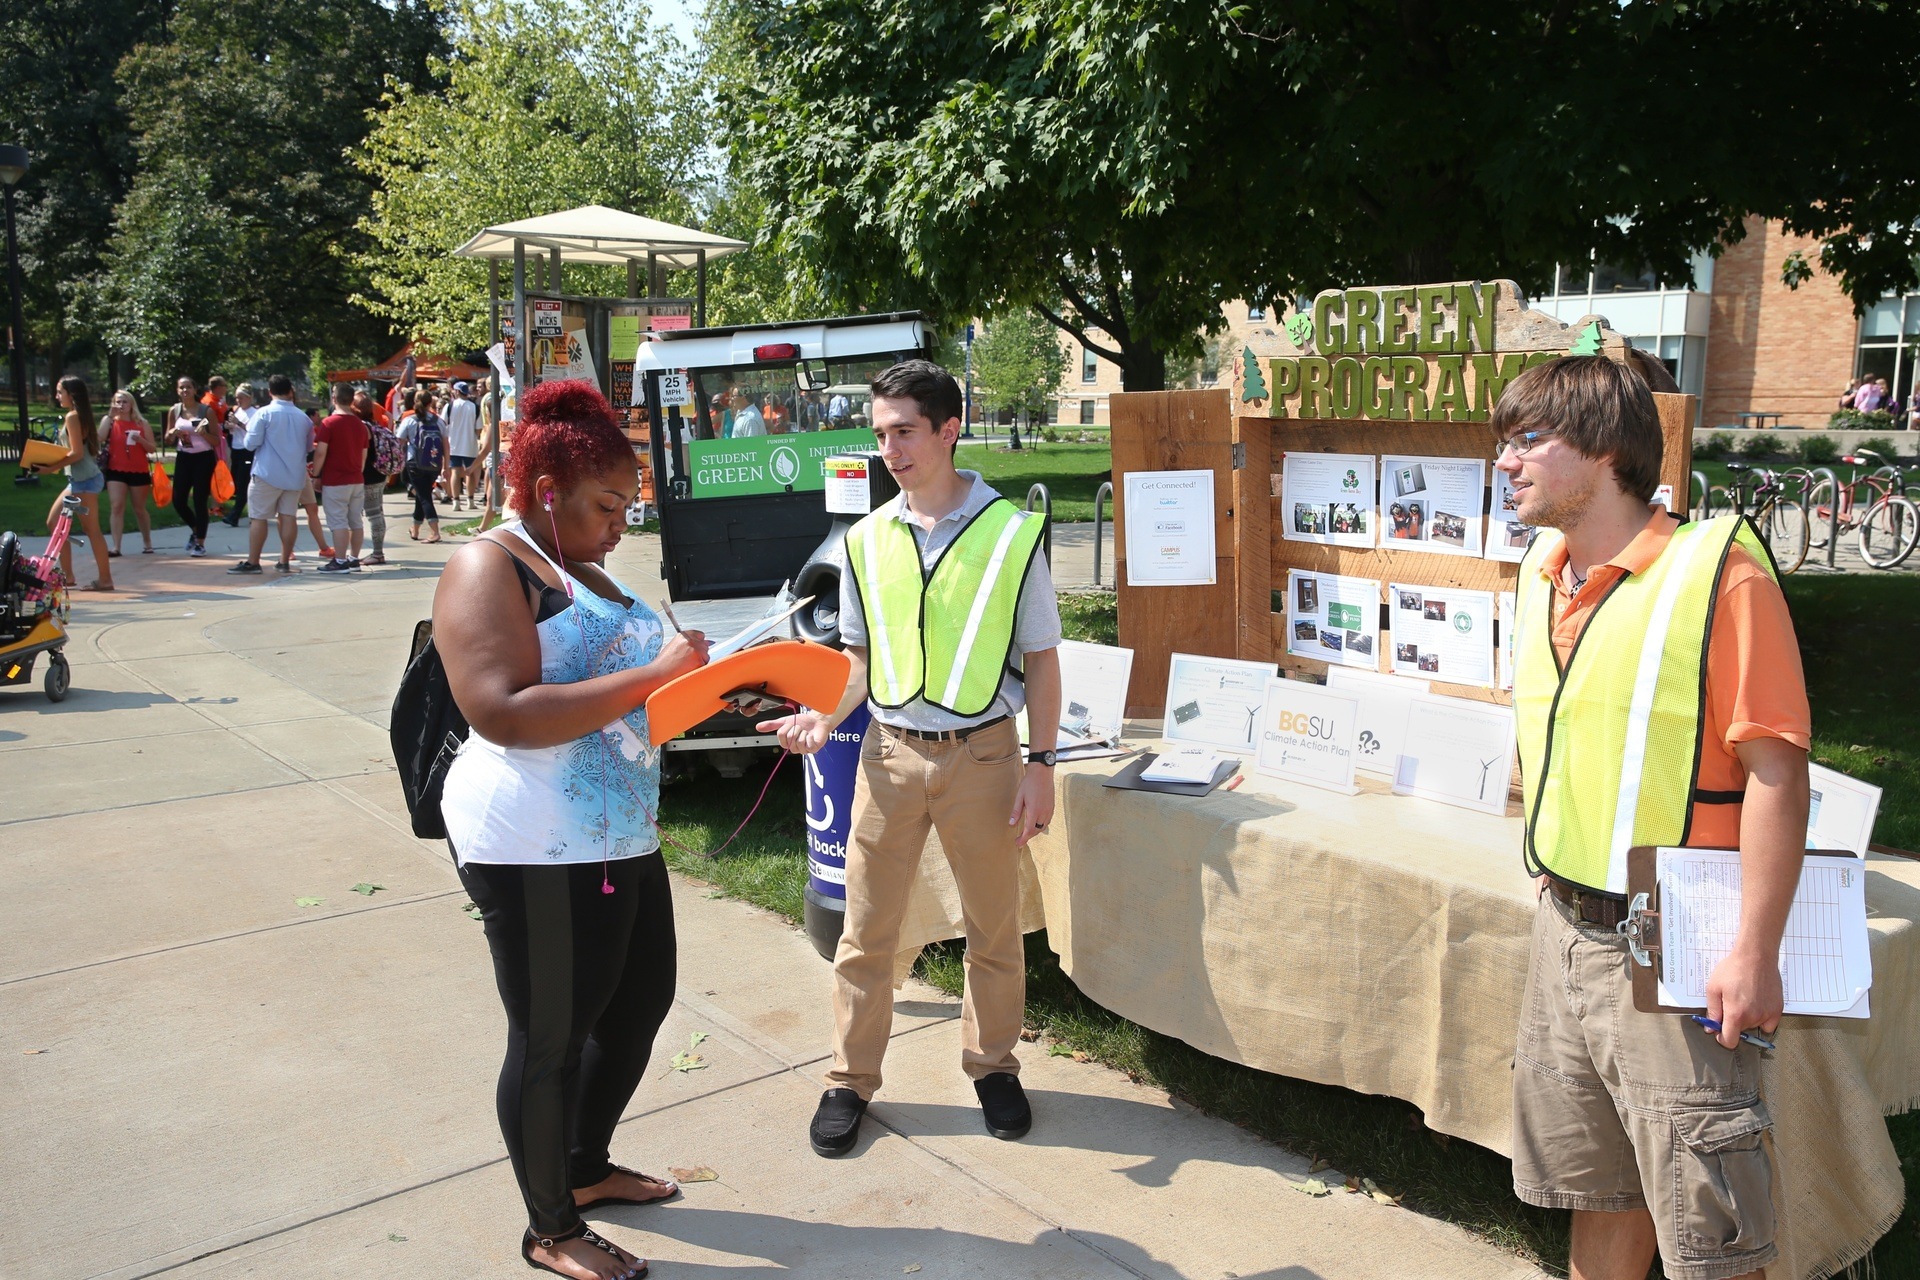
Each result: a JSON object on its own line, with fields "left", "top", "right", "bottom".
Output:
{"left": 408, "top": 466, "right": 440, "bottom": 525}
{"left": 172, "top": 448, "right": 217, "bottom": 539}
{"left": 227, "top": 447, "right": 253, "bottom": 519}
{"left": 456, "top": 854, "right": 677, "bottom": 1237}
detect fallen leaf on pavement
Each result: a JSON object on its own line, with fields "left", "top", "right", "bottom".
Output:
{"left": 351, "top": 883, "right": 385, "bottom": 896}
{"left": 668, "top": 1166, "right": 718, "bottom": 1183}
{"left": 462, "top": 902, "right": 482, "bottom": 920}
{"left": 295, "top": 897, "right": 324, "bottom": 908}
{"left": 1370, "top": 1190, "right": 1401, "bottom": 1206}
{"left": 1361, "top": 1177, "right": 1401, "bottom": 1206}
{"left": 388, "top": 1233, "right": 408, "bottom": 1242}
{"left": 904, "top": 1265, "right": 921, "bottom": 1274}
{"left": 1071, "top": 1050, "right": 1090, "bottom": 1062}
{"left": 1293, "top": 1178, "right": 1330, "bottom": 1197}
{"left": 689, "top": 1031, "right": 708, "bottom": 1048}
{"left": 1019, "top": 1027, "right": 1040, "bottom": 1042}
{"left": 1047, "top": 1043, "right": 1072, "bottom": 1057}
{"left": 23, "top": 1048, "right": 46, "bottom": 1055}
{"left": 669, "top": 1052, "right": 707, "bottom": 1072}
{"left": 1344, "top": 1176, "right": 1361, "bottom": 1194}
{"left": 1308, "top": 1157, "right": 1330, "bottom": 1173}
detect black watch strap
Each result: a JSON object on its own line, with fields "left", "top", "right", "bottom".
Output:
{"left": 1030, "top": 749, "right": 1057, "bottom": 767}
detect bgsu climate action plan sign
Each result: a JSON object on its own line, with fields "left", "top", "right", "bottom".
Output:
{"left": 689, "top": 429, "right": 874, "bottom": 498}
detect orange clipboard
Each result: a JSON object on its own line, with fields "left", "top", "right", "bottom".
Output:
{"left": 1620, "top": 844, "right": 1873, "bottom": 1014}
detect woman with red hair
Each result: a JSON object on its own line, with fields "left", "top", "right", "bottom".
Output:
{"left": 433, "top": 380, "right": 709, "bottom": 1280}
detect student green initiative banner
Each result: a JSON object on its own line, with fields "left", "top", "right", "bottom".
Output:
{"left": 689, "top": 429, "right": 875, "bottom": 498}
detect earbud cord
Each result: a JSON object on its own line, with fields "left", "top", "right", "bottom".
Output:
{"left": 541, "top": 501, "right": 792, "bottom": 893}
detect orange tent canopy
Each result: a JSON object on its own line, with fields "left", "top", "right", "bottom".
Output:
{"left": 328, "top": 341, "right": 486, "bottom": 385}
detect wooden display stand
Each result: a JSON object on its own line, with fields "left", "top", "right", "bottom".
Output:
{"left": 1114, "top": 280, "right": 1693, "bottom": 711}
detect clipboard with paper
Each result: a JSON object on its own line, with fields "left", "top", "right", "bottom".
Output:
{"left": 1618, "top": 846, "right": 1873, "bottom": 1017}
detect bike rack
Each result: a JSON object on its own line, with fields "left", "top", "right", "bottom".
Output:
{"left": 1810, "top": 467, "right": 1839, "bottom": 569}
{"left": 1092, "top": 480, "right": 1113, "bottom": 587}
{"left": 1026, "top": 483, "right": 1053, "bottom": 563}
{"left": 1691, "top": 470, "right": 1708, "bottom": 520}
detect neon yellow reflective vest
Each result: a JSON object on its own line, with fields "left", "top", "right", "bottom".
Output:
{"left": 845, "top": 497, "right": 1046, "bottom": 717}
{"left": 1513, "top": 514, "right": 1776, "bottom": 895}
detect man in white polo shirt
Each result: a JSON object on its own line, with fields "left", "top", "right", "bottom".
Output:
{"left": 228, "top": 374, "right": 314, "bottom": 574}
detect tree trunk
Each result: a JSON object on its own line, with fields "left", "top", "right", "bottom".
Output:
{"left": 1118, "top": 340, "right": 1167, "bottom": 393}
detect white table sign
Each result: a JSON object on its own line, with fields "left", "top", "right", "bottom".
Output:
{"left": 1324, "top": 666, "right": 1427, "bottom": 778}
{"left": 1393, "top": 695, "right": 1517, "bottom": 816}
{"left": 1162, "top": 652, "right": 1279, "bottom": 754}
{"left": 1254, "top": 678, "right": 1361, "bottom": 794}
{"left": 1807, "top": 763, "right": 1882, "bottom": 855}
{"left": 1124, "top": 470, "right": 1217, "bottom": 585}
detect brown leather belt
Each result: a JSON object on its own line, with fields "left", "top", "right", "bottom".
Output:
{"left": 1547, "top": 877, "right": 1629, "bottom": 929}
{"left": 880, "top": 714, "right": 1010, "bottom": 743}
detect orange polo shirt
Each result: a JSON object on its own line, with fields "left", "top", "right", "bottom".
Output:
{"left": 1537, "top": 508, "right": 1811, "bottom": 849}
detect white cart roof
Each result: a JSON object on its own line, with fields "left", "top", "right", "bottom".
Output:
{"left": 451, "top": 204, "right": 747, "bottom": 270}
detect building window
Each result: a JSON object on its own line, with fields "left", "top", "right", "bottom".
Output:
{"left": 1858, "top": 294, "right": 1920, "bottom": 404}
{"left": 1247, "top": 305, "right": 1266, "bottom": 321}
{"left": 1079, "top": 399, "right": 1096, "bottom": 425}
{"left": 1080, "top": 346, "right": 1099, "bottom": 383}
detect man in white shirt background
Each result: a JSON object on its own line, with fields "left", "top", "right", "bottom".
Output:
{"left": 443, "top": 380, "right": 483, "bottom": 510}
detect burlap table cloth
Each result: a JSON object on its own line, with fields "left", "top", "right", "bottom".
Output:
{"left": 1023, "top": 757, "right": 1919, "bottom": 1280}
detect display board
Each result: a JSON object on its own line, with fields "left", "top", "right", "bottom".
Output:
{"left": 1112, "top": 279, "right": 1691, "bottom": 715}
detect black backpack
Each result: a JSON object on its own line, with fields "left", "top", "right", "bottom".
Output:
{"left": 391, "top": 619, "right": 468, "bottom": 839}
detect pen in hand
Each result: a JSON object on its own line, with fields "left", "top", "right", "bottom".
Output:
{"left": 657, "top": 599, "right": 683, "bottom": 635}
{"left": 1689, "top": 1016, "right": 1776, "bottom": 1052}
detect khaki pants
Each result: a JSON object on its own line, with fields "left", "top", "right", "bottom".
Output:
{"left": 828, "top": 718, "right": 1025, "bottom": 1099}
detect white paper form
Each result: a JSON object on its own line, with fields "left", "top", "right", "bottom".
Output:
{"left": 1381, "top": 455, "right": 1486, "bottom": 558}
{"left": 1655, "top": 848, "right": 1872, "bottom": 1017}
{"left": 1048, "top": 639, "right": 1135, "bottom": 746}
{"left": 1496, "top": 591, "right": 1516, "bottom": 692}
{"left": 1486, "top": 469, "right": 1533, "bottom": 563}
{"left": 1285, "top": 569, "right": 1381, "bottom": 669}
{"left": 1162, "top": 652, "right": 1279, "bottom": 754}
{"left": 1124, "top": 470, "right": 1217, "bottom": 585}
{"left": 1280, "top": 452, "right": 1376, "bottom": 548}
{"left": 1806, "top": 762, "right": 1882, "bottom": 855}
{"left": 1388, "top": 583, "right": 1496, "bottom": 688}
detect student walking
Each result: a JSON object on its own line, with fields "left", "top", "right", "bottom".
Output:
{"left": 433, "top": 379, "right": 709, "bottom": 1280}
{"left": 399, "top": 389, "right": 447, "bottom": 542}
{"left": 1498, "top": 356, "right": 1810, "bottom": 1280}
{"left": 102, "top": 388, "right": 158, "bottom": 556}
{"left": 312, "top": 383, "right": 371, "bottom": 573}
{"left": 166, "top": 375, "right": 219, "bottom": 556}
{"left": 29, "top": 376, "right": 115, "bottom": 591}
{"left": 227, "top": 374, "right": 314, "bottom": 574}
{"left": 355, "top": 390, "right": 399, "bottom": 564}
{"left": 444, "top": 380, "right": 482, "bottom": 509}
{"left": 222, "top": 385, "right": 257, "bottom": 526}
{"left": 759, "top": 360, "right": 1061, "bottom": 1157}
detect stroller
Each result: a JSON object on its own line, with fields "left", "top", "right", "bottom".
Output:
{"left": 0, "top": 493, "right": 78, "bottom": 701}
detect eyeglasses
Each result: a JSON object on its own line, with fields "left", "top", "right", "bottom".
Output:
{"left": 1498, "top": 429, "right": 1558, "bottom": 458}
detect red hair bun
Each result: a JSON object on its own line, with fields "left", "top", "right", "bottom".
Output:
{"left": 505, "top": 379, "right": 636, "bottom": 511}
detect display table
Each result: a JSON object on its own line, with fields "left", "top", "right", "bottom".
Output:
{"left": 1024, "top": 753, "right": 1920, "bottom": 1280}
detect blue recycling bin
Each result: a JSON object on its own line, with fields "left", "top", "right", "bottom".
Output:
{"left": 803, "top": 702, "right": 871, "bottom": 959}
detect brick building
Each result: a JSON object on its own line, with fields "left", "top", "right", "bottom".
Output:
{"left": 1051, "top": 220, "right": 1911, "bottom": 429}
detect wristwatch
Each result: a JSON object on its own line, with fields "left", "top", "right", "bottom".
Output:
{"left": 1029, "top": 749, "right": 1057, "bottom": 767}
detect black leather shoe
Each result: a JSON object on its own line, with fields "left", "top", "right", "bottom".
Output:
{"left": 974, "top": 1071, "right": 1032, "bottom": 1140}
{"left": 809, "top": 1087, "right": 867, "bottom": 1157}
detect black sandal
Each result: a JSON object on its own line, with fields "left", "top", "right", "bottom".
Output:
{"left": 521, "top": 1225, "right": 647, "bottom": 1278}
{"left": 575, "top": 1165, "right": 679, "bottom": 1212}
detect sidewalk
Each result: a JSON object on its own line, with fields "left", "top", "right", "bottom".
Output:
{"left": 1, "top": 494, "right": 1539, "bottom": 1279}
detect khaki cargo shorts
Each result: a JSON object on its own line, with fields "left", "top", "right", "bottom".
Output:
{"left": 1512, "top": 889, "right": 1777, "bottom": 1280}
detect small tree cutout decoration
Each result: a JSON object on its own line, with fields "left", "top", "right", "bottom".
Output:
{"left": 1570, "top": 320, "right": 1604, "bottom": 356}
{"left": 1241, "top": 347, "right": 1268, "bottom": 407}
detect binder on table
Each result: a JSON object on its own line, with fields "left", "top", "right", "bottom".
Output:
{"left": 1618, "top": 845, "right": 1872, "bottom": 1017}
{"left": 1102, "top": 752, "right": 1240, "bottom": 797}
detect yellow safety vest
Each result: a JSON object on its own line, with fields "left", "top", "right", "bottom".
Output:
{"left": 1513, "top": 514, "right": 1775, "bottom": 895}
{"left": 845, "top": 498, "right": 1046, "bottom": 717}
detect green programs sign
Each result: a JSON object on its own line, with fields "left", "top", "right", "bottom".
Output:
{"left": 689, "top": 429, "right": 875, "bottom": 497}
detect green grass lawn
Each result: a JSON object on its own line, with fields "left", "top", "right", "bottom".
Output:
{"left": 958, "top": 440, "right": 1112, "bottom": 522}
{"left": 659, "top": 578, "right": 1920, "bottom": 1276}
{"left": 0, "top": 469, "right": 188, "bottom": 540}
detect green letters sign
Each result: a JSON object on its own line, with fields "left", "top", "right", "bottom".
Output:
{"left": 689, "top": 428, "right": 875, "bottom": 498}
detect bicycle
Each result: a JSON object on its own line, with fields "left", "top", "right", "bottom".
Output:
{"left": 1803, "top": 449, "right": 1920, "bottom": 569}
{"left": 1716, "top": 462, "right": 1808, "bottom": 573}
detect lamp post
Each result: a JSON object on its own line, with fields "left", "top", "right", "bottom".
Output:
{"left": 0, "top": 145, "right": 29, "bottom": 465}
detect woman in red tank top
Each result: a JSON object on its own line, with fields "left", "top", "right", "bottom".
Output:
{"left": 102, "top": 388, "right": 159, "bottom": 555}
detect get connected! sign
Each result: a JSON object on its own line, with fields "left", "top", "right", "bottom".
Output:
{"left": 689, "top": 428, "right": 875, "bottom": 498}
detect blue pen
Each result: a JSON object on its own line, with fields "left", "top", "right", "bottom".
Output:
{"left": 1689, "top": 1016, "right": 1777, "bottom": 1052}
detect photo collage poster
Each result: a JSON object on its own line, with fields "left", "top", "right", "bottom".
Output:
{"left": 1280, "top": 453, "right": 1376, "bottom": 548}
{"left": 1388, "top": 583, "right": 1497, "bottom": 687}
{"left": 1486, "top": 468, "right": 1532, "bottom": 563}
{"left": 1286, "top": 569, "right": 1382, "bottom": 670}
{"left": 1380, "top": 455, "right": 1486, "bottom": 558}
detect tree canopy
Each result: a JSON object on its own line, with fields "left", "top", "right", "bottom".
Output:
{"left": 719, "top": 0, "right": 1920, "bottom": 391}
{"left": 350, "top": 0, "right": 708, "bottom": 356}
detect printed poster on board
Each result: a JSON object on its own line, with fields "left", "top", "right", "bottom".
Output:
{"left": 1486, "top": 468, "right": 1532, "bottom": 562}
{"left": 1388, "top": 583, "right": 1496, "bottom": 688}
{"left": 1280, "top": 452, "right": 1376, "bottom": 548}
{"left": 1285, "top": 569, "right": 1381, "bottom": 670}
{"left": 1381, "top": 455, "right": 1486, "bottom": 558}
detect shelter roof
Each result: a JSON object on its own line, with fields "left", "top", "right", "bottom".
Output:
{"left": 451, "top": 204, "right": 748, "bottom": 269}
{"left": 329, "top": 341, "right": 486, "bottom": 384}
